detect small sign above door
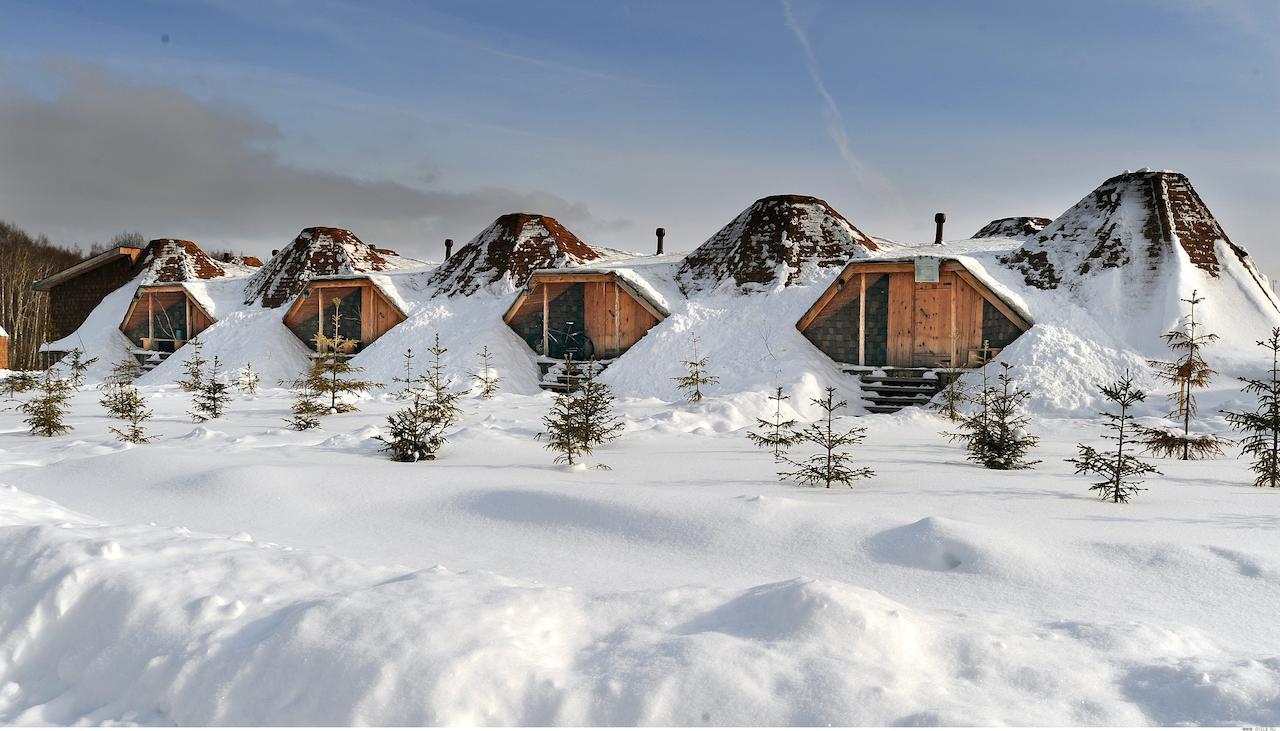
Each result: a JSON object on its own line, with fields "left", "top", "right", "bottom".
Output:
{"left": 914, "top": 256, "right": 941, "bottom": 283}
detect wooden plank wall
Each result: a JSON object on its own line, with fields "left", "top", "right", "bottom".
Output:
{"left": 581, "top": 281, "right": 659, "bottom": 357}
{"left": 886, "top": 272, "right": 914, "bottom": 366}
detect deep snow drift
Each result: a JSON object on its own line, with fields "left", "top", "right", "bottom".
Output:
{"left": 0, "top": 385, "right": 1278, "bottom": 724}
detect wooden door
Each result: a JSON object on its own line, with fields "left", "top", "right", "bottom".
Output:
{"left": 912, "top": 280, "right": 953, "bottom": 367}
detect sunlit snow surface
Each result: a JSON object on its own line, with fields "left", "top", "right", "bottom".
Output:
{"left": 0, "top": 384, "right": 1278, "bottom": 725}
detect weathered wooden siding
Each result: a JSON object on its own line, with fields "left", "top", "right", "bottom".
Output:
{"left": 283, "top": 281, "right": 405, "bottom": 351}
{"left": 506, "top": 276, "right": 662, "bottom": 359}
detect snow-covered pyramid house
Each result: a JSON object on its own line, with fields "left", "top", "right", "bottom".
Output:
{"left": 429, "top": 213, "right": 608, "bottom": 297}
{"left": 244, "top": 227, "right": 422, "bottom": 352}
{"left": 677, "top": 194, "right": 879, "bottom": 294}
{"left": 1001, "top": 169, "right": 1280, "bottom": 352}
{"left": 119, "top": 239, "right": 258, "bottom": 353}
{"left": 972, "top": 217, "right": 1051, "bottom": 239}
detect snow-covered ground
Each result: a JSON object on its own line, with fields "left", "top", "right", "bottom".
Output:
{"left": 1, "top": 382, "right": 1278, "bottom": 725}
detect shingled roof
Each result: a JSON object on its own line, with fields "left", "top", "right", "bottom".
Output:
{"left": 136, "top": 238, "right": 253, "bottom": 285}
{"left": 1002, "top": 170, "right": 1255, "bottom": 290}
{"left": 676, "top": 194, "right": 878, "bottom": 294}
{"left": 429, "top": 213, "right": 607, "bottom": 297}
{"left": 243, "top": 227, "right": 412, "bottom": 308}
{"left": 972, "top": 217, "right": 1052, "bottom": 239}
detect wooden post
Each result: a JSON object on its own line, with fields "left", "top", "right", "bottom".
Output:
{"left": 541, "top": 285, "right": 549, "bottom": 356}
{"left": 949, "top": 276, "right": 958, "bottom": 368}
{"left": 857, "top": 273, "right": 866, "bottom": 366}
{"left": 147, "top": 291, "right": 154, "bottom": 347}
{"left": 184, "top": 296, "right": 191, "bottom": 345}
{"left": 613, "top": 284, "right": 621, "bottom": 356}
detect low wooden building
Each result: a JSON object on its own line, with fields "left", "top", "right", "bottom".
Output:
{"left": 282, "top": 276, "right": 407, "bottom": 352}
{"left": 798, "top": 257, "right": 1031, "bottom": 369}
{"left": 0, "top": 325, "right": 9, "bottom": 370}
{"left": 503, "top": 270, "right": 666, "bottom": 360}
{"left": 120, "top": 285, "right": 215, "bottom": 352}
{"left": 32, "top": 246, "right": 146, "bottom": 342}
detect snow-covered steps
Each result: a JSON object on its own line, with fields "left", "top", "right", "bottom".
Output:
{"left": 131, "top": 349, "right": 172, "bottom": 373}
{"left": 537, "top": 358, "right": 614, "bottom": 392}
{"left": 851, "top": 368, "right": 948, "bottom": 414}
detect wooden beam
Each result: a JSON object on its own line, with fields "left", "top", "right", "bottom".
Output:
{"left": 949, "top": 274, "right": 958, "bottom": 368}
{"left": 795, "top": 264, "right": 854, "bottom": 332}
{"left": 951, "top": 269, "right": 1032, "bottom": 331}
{"left": 858, "top": 272, "right": 866, "bottom": 366}
{"left": 541, "top": 284, "right": 549, "bottom": 356}
{"left": 527, "top": 272, "right": 615, "bottom": 285}
{"left": 613, "top": 284, "right": 621, "bottom": 355}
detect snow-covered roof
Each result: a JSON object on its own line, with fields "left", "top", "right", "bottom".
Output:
{"left": 31, "top": 246, "right": 144, "bottom": 291}
{"left": 677, "top": 194, "right": 878, "bottom": 293}
{"left": 137, "top": 238, "right": 257, "bottom": 285}
{"left": 429, "top": 213, "right": 612, "bottom": 297}
{"left": 0, "top": 324, "right": 7, "bottom": 338}
{"left": 243, "top": 227, "right": 427, "bottom": 308}
{"left": 971, "top": 217, "right": 1051, "bottom": 239}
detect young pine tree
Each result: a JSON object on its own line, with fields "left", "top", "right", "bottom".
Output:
{"left": 747, "top": 386, "right": 801, "bottom": 460}
{"left": 2, "top": 371, "right": 39, "bottom": 398}
{"left": 1068, "top": 373, "right": 1161, "bottom": 503}
{"left": 577, "top": 359, "right": 623, "bottom": 451}
{"left": 1222, "top": 327, "right": 1280, "bottom": 487}
{"left": 780, "top": 387, "right": 875, "bottom": 488}
{"left": 237, "top": 362, "right": 260, "bottom": 395}
{"left": 946, "top": 363, "right": 1039, "bottom": 470}
{"left": 176, "top": 338, "right": 207, "bottom": 392}
{"left": 471, "top": 345, "right": 500, "bottom": 399}
{"left": 392, "top": 349, "right": 417, "bottom": 400}
{"left": 539, "top": 355, "right": 588, "bottom": 465}
{"left": 378, "top": 335, "right": 464, "bottom": 461}
{"left": 281, "top": 375, "right": 324, "bottom": 431}
{"left": 64, "top": 348, "right": 99, "bottom": 388}
{"left": 190, "top": 355, "right": 232, "bottom": 422}
{"left": 308, "top": 308, "right": 381, "bottom": 413}
{"left": 107, "top": 385, "right": 153, "bottom": 444}
{"left": 931, "top": 375, "right": 973, "bottom": 422}
{"left": 20, "top": 369, "right": 75, "bottom": 437}
{"left": 674, "top": 335, "right": 719, "bottom": 403}
{"left": 1145, "top": 289, "right": 1225, "bottom": 459}
{"left": 99, "top": 357, "right": 144, "bottom": 419}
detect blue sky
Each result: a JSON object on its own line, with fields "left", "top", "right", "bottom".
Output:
{"left": 2, "top": 0, "right": 1277, "bottom": 272}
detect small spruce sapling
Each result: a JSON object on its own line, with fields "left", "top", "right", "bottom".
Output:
{"left": 64, "top": 348, "right": 99, "bottom": 388}
{"left": 107, "top": 385, "right": 153, "bottom": 444}
{"left": 308, "top": 306, "right": 381, "bottom": 413}
{"left": 674, "top": 335, "right": 719, "bottom": 403}
{"left": 1145, "top": 289, "right": 1225, "bottom": 459}
{"left": 932, "top": 375, "right": 973, "bottom": 422}
{"left": 539, "top": 355, "right": 587, "bottom": 465}
{"left": 99, "top": 357, "right": 143, "bottom": 418}
{"left": 237, "top": 362, "right": 260, "bottom": 395}
{"left": 747, "top": 386, "right": 801, "bottom": 460}
{"left": 1068, "top": 373, "right": 1161, "bottom": 503}
{"left": 780, "top": 387, "right": 874, "bottom": 488}
{"left": 577, "top": 359, "right": 623, "bottom": 451}
{"left": 190, "top": 355, "right": 232, "bottom": 422}
{"left": 377, "top": 335, "right": 464, "bottom": 461}
{"left": 2, "top": 371, "right": 39, "bottom": 398}
{"left": 176, "top": 338, "right": 207, "bottom": 392}
{"left": 392, "top": 349, "right": 416, "bottom": 400}
{"left": 471, "top": 345, "right": 500, "bottom": 399}
{"left": 281, "top": 374, "right": 324, "bottom": 431}
{"left": 20, "top": 369, "right": 75, "bottom": 437}
{"left": 946, "top": 363, "right": 1039, "bottom": 470}
{"left": 1222, "top": 327, "right": 1280, "bottom": 487}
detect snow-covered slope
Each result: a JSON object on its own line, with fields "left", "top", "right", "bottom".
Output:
{"left": 972, "top": 216, "right": 1051, "bottom": 239}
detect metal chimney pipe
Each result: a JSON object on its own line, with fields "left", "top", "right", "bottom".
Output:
{"left": 444, "top": 238, "right": 454, "bottom": 259}
{"left": 271, "top": 249, "right": 279, "bottom": 257}
{"left": 655, "top": 227, "right": 666, "bottom": 255}
{"left": 934, "top": 213, "right": 946, "bottom": 245}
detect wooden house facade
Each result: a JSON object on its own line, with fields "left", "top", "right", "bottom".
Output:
{"left": 32, "top": 246, "right": 146, "bottom": 342}
{"left": 798, "top": 258, "right": 1031, "bottom": 369}
{"left": 0, "top": 325, "right": 8, "bottom": 370}
{"left": 504, "top": 271, "right": 665, "bottom": 360}
{"left": 120, "top": 286, "right": 215, "bottom": 352}
{"left": 283, "top": 277, "right": 407, "bottom": 352}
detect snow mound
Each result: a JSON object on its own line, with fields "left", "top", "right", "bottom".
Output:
{"left": 866, "top": 516, "right": 1047, "bottom": 581}
{"left": 677, "top": 194, "right": 879, "bottom": 294}
{"left": 972, "top": 216, "right": 1051, "bottom": 239}
{"left": 243, "top": 227, "right": 425, "bottom": 308}
{"left": 428, "top": 213, "right": 610, "bottom": 297}
{"left": 1000, "top": 170, "right": 1280, "bottom": 352}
